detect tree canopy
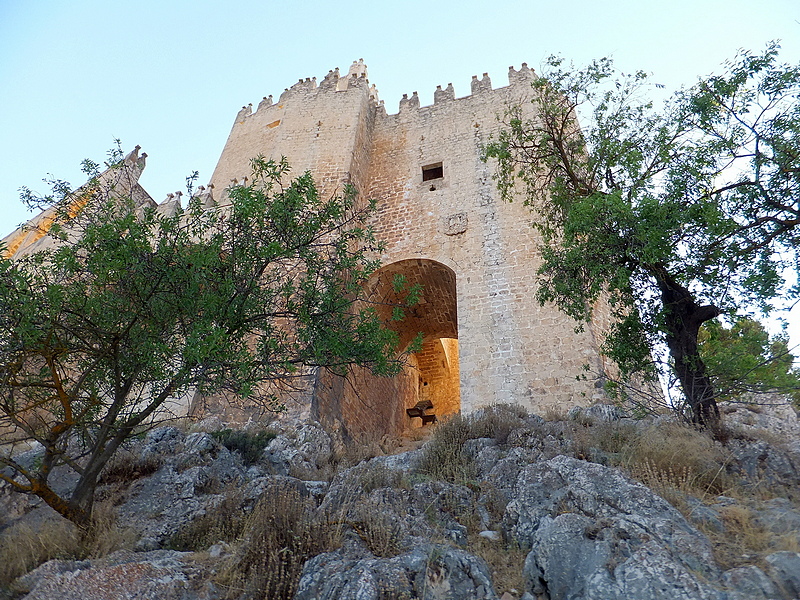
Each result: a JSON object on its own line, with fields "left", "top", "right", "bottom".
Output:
{"left": 484, "top": 43, "right": 800, "bottom": 426}
{"left": 0, "top": 150, "right": 411, "bottom": 526}
{"left": 699, "top": 318, "right": 800, "bottom": 405}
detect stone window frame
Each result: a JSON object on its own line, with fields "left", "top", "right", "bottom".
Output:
{"left": 422, "top": 162, "right": 444, "bottom": 181}
{"left": 421, "top": 162, "right": 445, "bottom": 191}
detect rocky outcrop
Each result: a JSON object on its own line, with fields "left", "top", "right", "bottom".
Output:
{"left": 261, "top": 420, "right": 333, "bottom": 477}
{"left": 14, "top": 550, "right": 222, "bottom": 600}
{"left": 507, "top": 456, "right": 722, "bottom": 600}
{"left": 296, "top": 544, "right": 498, "bottom": 600}
{"left": 4, "top": 408, "right": 800, "bottom": 600}
{"left": 116, "top": 428, "right": 246, "bottom": 550}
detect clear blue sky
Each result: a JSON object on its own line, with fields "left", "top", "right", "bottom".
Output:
{"left": 1, "top": 0, "right": 799, "bottom": 332}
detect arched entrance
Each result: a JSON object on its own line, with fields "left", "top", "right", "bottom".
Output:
{"left": 363, "top": 259, "right": 460, "bottom": 428}
{"left": 311, "top": 259, "right": 460, "bottom": 437}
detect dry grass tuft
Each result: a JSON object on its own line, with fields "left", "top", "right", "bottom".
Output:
{"left": 698, "top": 505, "right": 771, "bottom": 570}
{"left": 469, "top": 534, "right": 526, "bottom": 597}
{"left": 0, "top": 498, "right": 137, "bottom": 588}
{"left": 417, "top": 404, "right": 528, "bottom": 483}
{"left": 349, "top": 499, "right": 404, "bottom": 558}
{"left": 0, "top": 519, "right": 81, "bottom": 586}
{"left": 620, "top": 422, "right": 734, "bottom": 500}
{"left": 97, "top": 449, "right": 163, "bottom": 485}
{"left": 168, "top": 491, "right": 247, "bottom": 552}
{"left": 220, "top": 481, "right": 341, "bottom": 600}
{"left": 83, "top": 500, "right": 138, "bottom": 558}
{"left": 356, "top": 462, "right": 409, "bottom": 494}
{"left": 542, "top": 406, "right": 569, "bottom": 422}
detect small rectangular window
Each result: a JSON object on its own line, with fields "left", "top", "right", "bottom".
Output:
{"left": 422, "top": 163, "right": 443, "bottom": 181}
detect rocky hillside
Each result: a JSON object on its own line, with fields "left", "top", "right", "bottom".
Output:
{"left": 2, "top": 401, "right": 800, "bottom": 600}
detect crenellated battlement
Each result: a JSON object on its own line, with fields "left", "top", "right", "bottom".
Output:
{"left": 229, "top": 61, "right": 537, "bottom": 127}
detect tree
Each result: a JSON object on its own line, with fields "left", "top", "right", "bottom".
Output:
{"left": 699, "top": 318, "right": 800, "bottom": 405}
{"left": 0, "top": 149, "right": 412, "bottom": 527}
{"left": 484, "top": 43, "right": 800, "bottom": 427}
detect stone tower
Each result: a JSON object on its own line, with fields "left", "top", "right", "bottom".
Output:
{"left": 209, "top": 61, "right": 610, "bottom": 437}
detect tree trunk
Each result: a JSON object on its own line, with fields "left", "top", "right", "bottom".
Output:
{"left": 656, "top": 269, "right": 721, "bottom": 427}
{"left": 30, "top": 477, "right": 91, "bottom": 528}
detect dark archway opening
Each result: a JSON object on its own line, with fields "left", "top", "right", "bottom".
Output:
{"left": 312, "top": 259, "right": 459, "bottom": 437}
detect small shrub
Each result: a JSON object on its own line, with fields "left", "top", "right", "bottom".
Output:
{"left": 97, "top": 449, "right": 163, "bottom": 485}
{"left": 417, "top": 414, "right": 476, "bottom": 483}
{"left": 168, "top": 491, "right": 247, "bottom": 551}
{"left": 220, "top": 481, "right": 340, "bottom": 600}
{"left": 212, "top": 429, "right": 276, "bottom": 465}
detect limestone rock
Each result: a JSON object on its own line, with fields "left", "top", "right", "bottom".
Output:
{"left": 114, "top": 428, "right": 245, "bottom": 549}
{"left": 506, "top": 455, "right": 723, "bottom": 599}
{"left": 764, "top": 551, "right": 800, "bottom": 598}
{"left": 261, "top": 419, "right": 332, "bottom": 477}
{"left": 15, "top": 550, "right": 222, "bottom": 600}
{"left": 722, "top": 565, "right": 781, "bottom": 600}
{"left": 723, "top": 395, "right": 800, "bottom": 440}
{"left": 295, "top": 544, "right": 498, "bottom": 600}
{"left": 727, "top": 438, "right": 800, "bottom": 490}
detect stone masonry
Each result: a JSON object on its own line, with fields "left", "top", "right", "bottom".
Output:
{"left": 208, "top": 60, "right": 609, "bottom": 436}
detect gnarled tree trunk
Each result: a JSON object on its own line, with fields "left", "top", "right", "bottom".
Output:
{"left": 656, "top": 269, "right": 721, "bottom": 427}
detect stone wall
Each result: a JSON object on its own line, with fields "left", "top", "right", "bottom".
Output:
{"left": 209, "top": 61, "right": 610, "bottom": 437}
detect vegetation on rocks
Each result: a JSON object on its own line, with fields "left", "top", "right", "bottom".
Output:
{"left": 5, "top": 402, "right": 798, "bottom": 599}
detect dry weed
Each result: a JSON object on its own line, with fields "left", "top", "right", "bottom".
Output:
{"left": 168, "top": 490, "right": 247, "bottom": 551}
{"left": 83, "top": 499, "right": 138, "bottom": 557}
{"left": 220, "top": 482, "right": 340, "bottom": 600}
{"left": 417, "top": 405, "right": 528, "bottom": 483}
{"left": 0, "top": 519, "right": 80, "bottom": 586}
{"left": 694, "top": 505, "right": 771, "bottom": 570}
{"left": 542, "top": 406, "right": 569, "bottom": 422}
{"left": 356, "top": 462, "right": 408, "bottom": 494}
{"left": 621, "top": 423, "right": 734, "bottom": 499}
{"left": 0, "top": 498, "right": 135, "bottom": 588}
{"left": 468, "top": 534, "right": 526, "bottom": 597}
{"left": 349, "top": 500, "right": 404, "bottom": 558}
{"left": 417, "top": 414, "right": 476, "bottom": 483}
{"left": 97, "top": 449, "right": 163, "bottom": 485}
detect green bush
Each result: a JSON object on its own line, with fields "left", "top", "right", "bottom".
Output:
{"left": 212, "top": 429, "right": 277, "bottom": 465}
{"left": 417, "top": 404, "right": 528, "bottom": 483}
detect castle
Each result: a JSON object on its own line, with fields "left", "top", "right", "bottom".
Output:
{"left": 2, "top": 60, "right": 611, "bottom": 438}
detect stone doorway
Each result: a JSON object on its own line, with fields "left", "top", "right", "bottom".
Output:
{"left": 363, "top": 259, "right": 460, "bottom": 430}
{"left": 312, "top": 258, "right": 460, "bottom": 437}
